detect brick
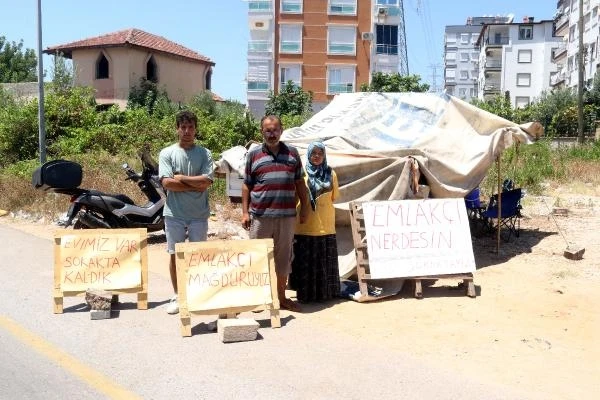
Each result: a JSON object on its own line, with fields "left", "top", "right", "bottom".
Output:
{"left": 90, "top": 309, "right": 111, "bottom": 320}
{"left": 217, "top": 318, "right": 259, "bottom": 343}
{"left": 564, "top": 246, "right": 585, "bottom": 261}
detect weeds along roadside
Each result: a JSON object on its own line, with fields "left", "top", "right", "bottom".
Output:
{"left": 2, "top": 140, "right": 600, "bottom": 219}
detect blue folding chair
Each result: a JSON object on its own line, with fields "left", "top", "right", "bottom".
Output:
{"left": 464, "top": 188, "right": 490, "bottom": 236}
{"left": 482, "top": 188, "right": 523, "bottom": 241}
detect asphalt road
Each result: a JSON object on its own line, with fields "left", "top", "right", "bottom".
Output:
{"left": 0, "top": 224, "right": 527, "bottom": 400}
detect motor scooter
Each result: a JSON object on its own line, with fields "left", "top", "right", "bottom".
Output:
{"left": 32, "top": 148, "right": 166, "bottom": 232}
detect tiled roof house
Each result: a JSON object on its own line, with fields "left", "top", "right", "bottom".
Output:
{"left": 44, "top": 28, "right": 219, "bottom": 108}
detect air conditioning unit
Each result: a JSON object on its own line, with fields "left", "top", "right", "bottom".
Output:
{"left": 378, "top": 7, "right": 388, "bottom": 16}
{"left": 361, "top": 32, "right": 374, "bottom": 40}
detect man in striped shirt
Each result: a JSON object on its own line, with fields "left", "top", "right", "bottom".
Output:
{"left": 242, "top": 115, "right": 309, "bottom": 312}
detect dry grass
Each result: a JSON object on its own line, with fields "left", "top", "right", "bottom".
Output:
{"left": 0, "top": 154, "right": 231, "bottom": 221}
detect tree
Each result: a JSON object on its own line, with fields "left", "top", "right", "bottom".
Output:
{"left": 49, "top": 53, "right": 74, "bottom": 92}
{"left": 265, "top": 81, "right": 313, "bottom": 117}
{"left": 360, "top": 73, "right": 429, "bottom": 92}
{"left": 0, "top": 36, "right": 37, "bottom": 83}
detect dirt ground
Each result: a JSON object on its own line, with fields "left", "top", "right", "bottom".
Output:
{"left": 1, "top": 191, "right": 599, "bottom": 400}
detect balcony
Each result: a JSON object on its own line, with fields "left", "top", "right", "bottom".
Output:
{"left": 281, "top": 0, "right": 302, "bottom": 13}
{"left": 248, "top": 1, "right": 272, "bottom": 12}
{"left": 247, "top": 81, "right": 270, "bottom": 91}
{"left": 280, "top": 40, "right": 302, "bottom": 53}
{"left": 483, "top": 80, "right": 501, "bottom": 93}
{"left": 248, "top": 40, "right": 272, "bottom": 53}
{"left": 550, "top": 70, "right": 567, "bottom": 86}
{"left": 374, "top": 5, "right": 401, "bottom": 17}
{"left": 555, "top": 13, "right": 569, "bottom": 32}
{"left": 552, "top": 43, "right": 567, "bottom": 60}
{"left": 328, "top": 83, "right": 354, "bottom": 94}
{"left": 484, "top": 59, "right": 502, "bottom": 70}
{"left": 376, "top": 44, "right": 398, "bottom": 55}
{"left": 485, "top": 36, "right": 509, "bottom": 46}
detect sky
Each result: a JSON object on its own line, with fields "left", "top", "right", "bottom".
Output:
{"left": 0, "top": 0, "right": 554, "bottom": 102}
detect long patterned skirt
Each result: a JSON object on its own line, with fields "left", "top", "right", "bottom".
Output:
{"left": 290, "top": 234, "right": 340, "bottom": 303}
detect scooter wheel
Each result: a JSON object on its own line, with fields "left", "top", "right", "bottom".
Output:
{"left": 73, "top": 220, "right": 90, "bottom": 229}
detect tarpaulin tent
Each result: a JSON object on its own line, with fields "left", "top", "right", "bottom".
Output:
{"left": 216, "top": 92, "right": 542, "bottom": 278}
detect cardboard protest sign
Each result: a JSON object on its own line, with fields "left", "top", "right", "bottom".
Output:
{"left": 176, "top": 239, "right": 276, "bottom": 312}
{"left": 363, "top": 199, "right": 476, "bottom": 278}
{"left": 53, "top": 228, "right": 148, "bottom": 313}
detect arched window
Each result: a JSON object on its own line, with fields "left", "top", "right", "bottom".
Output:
{"left": 96, "top": 53, "right": 109, "bottom": 79}
{"left": 146, "top": 55, "right": 158, "bottom": 83}
{"left": 205, "top": 68, "right": 212, "bottom": 90}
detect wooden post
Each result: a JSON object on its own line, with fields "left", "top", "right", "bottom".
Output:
{"left": 496, "top": 157, "right": 501, "bottom": 254}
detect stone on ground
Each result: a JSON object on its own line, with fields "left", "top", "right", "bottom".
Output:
{"left": 217, "top": 318, "right": 259, "bottom": 343}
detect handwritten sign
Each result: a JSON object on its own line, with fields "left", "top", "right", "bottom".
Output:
{"left": 363, "top": 198, "right": 476, "bottom": 278}
{"left": 176, "top": 239, "right": 276, "bottom": 312}
{"left": 54, "top": 229, "right": 144, "bottom": 292}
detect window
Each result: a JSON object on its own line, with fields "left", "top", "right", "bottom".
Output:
{"left": 471, "top": 70, "right": 478, "bottom": 78}
{"left": 146, "top": 55, "right": 158, "bottom": 83}
{"left": 471, "top": 52, "right": 479, "bottom": 61}
{"left": 328, "top": 0, "right": 356, "bottom": 15}
{"left": 461, "top": 33, "right": 470, "bottom": 44}
{"left": 445, "top": 69, "right": 456, "bottom": 79}
{"left": 280, "top": 24, "right": 302, "bottom": 53}
{"left": 569, "top": 25, "right": 576, "bottom": 42}
{"left": 518, "top": 25, "right": 533, "bottom": 40}
{"left": 327, "top": 65, "right": 355, "bottom": 94}
{"left": 96, "top": 53, "right": 109, "bottom": 79}
{"left": 460, "top": 70, "right": 469, "bottom": 80}
{"left": 205, "top": 68, "right": 212, "bottom": 90}
{"left": 470, "top": 88, "right": 476, "bottom": 97}
{"left": 584, "top": 13, "right": 591, "bottom": 31}
{"left": 515, "top": 96, "right": 530, "bottom": 108}
{"left": 248, "top": 0, "right": 272, "bottom": 12}
{"left": 247, "top": 61, "right": 270, "bottom": 91}
{"left": 445, "top": 34, "right": 457, "bottom": 44}
{"left": 281, "top": 0, "right": 302, "bottom": 13}
{"left": 328, "top": 26, "right": 356, "bottom": 55}
{"left": 516, "top": 73, "right": 531, "bottom": 87}
{"left": 459, "top": 88, "right": 467, "bottom": 97}
{"left": 279, "top": 64, "right": 301, "bottom": 90}
{"left": 376, "top": 0, "right": 398, "bottom": 4}
{"left": 591, "top": 43, "right": 596, "bottom": 60}
{"left": 460, "top": 52, "right": 469, "bottom": 62}
{"left": 446, "top": 87, "right": 454, "bottom": 95}
{"left": 518, "top": 49, "right": 532, "bottom": 63}
{"left": 446, "top": 51, "right": 456, "bottom": 62}
{"left": 376, "top": 25, "right": 398, "bottom": 55}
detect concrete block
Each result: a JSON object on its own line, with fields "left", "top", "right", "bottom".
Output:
{"left": 217, "top": 318, "right": 259, "bottom": 343}
{"left": 564, "top": 246, "right": 585, "bottom": 261}
{"left": 552, "top": 207, "right": 568, "bottom": 216}
{"left": 90, "top": 309, "right": 111, "bottom": 320}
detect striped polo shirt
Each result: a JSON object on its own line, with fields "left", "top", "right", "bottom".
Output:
{"left": 244, "top": 142, "right": 304, "bottom": 218}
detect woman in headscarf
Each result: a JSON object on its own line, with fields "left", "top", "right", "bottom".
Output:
{"left": 290, "top": 141, "right": 340, "bottom": 303}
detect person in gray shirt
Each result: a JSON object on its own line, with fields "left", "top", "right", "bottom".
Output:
{"left": 159, "top": 110, "right": 214, "bottom": 314}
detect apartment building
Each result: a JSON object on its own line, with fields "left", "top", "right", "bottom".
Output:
{"left": 444, "top": 16, "right": 513, "bottom": 102}
{"left": 476, "top": 18, "right": 561, "bottom": 107}
{"left": 246, "top": 0, "right": 408, "bottom": 117}
{"left": 552, "top": 0, "right": 600, "bottom": 89}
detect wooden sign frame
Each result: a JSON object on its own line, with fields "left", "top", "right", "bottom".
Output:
{"left": 175, "top": 239, "right": 281, "bottom": 337}
{"left": 53, "top": 228, "right": 149, "bottom": 313}
{"left": 349, "top": 201, "right": 476, "bottom": 300}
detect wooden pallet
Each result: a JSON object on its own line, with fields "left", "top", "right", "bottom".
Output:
{"left": 53, "top": 228, "right": 149, "bottom": 313}
{"left": 348, "top": 201, "right": 476, "bottom": 300}
{"left": 176, "top": 240, "right": 281, "bottom": 337}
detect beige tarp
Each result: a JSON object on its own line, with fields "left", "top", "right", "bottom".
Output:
{"left": 216, "top": 92, "right": 542, "bottom": 278}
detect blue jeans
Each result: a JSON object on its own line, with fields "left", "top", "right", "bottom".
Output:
{"left": 165, "top": 216, "right": 208, "bottom": 254}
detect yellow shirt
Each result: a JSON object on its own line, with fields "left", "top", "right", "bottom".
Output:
{"left": 295, "top": 170, "right": 339, "bottom": 236}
